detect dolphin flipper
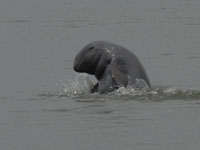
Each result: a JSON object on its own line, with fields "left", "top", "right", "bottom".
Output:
{"left": 111, "top": 58, "right": 128, "bottom": 87}
{"left": 97, "top": 65, "right": 117, "bottom": 93}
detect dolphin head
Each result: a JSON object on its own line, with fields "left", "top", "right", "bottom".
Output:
{"left": 73, "top": 44, "right": 103, "bottom": 75}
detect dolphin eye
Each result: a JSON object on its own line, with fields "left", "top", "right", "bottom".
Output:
{"left": 88, "top": 46, "right": 95, "bottom": 50}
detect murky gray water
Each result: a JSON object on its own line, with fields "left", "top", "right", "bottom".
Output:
{"left": 1, "top": 0, "right": 200, "bottom": 149}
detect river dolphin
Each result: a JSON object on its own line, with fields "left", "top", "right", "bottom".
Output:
{"left": 73, "top": 41, "right": 151, "bottom": 93}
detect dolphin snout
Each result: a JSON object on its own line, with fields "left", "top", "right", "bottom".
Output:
{"left": 73, "top": 62, "right": 79, "bottom": 71}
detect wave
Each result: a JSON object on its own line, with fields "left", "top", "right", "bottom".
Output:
{"left": 39, "top": 74, "right": 200, "bottom": 101}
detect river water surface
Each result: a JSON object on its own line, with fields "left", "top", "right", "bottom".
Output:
{"left": 1, "top": 0, "right": 200, "bottom": 150}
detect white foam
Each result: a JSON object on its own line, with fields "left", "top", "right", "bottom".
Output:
{"left": 59, "top": 73, "right": 96, "bottom": 96}
{"left": 54, "top": 75, "right": 200, "bottom": 100}
{"left": 163, "top": 87, "right": 177, "bottom": 94}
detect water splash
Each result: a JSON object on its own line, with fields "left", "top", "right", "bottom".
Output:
{"left": 58, "top": 74, "right": 96, "bottom": 97}
{"left": 39, "top": 74, "right": 200, "bottom": 101}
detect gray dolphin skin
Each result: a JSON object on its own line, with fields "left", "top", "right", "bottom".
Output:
{"left": 73, "top": 41, "right": 151, "bottom": 93}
